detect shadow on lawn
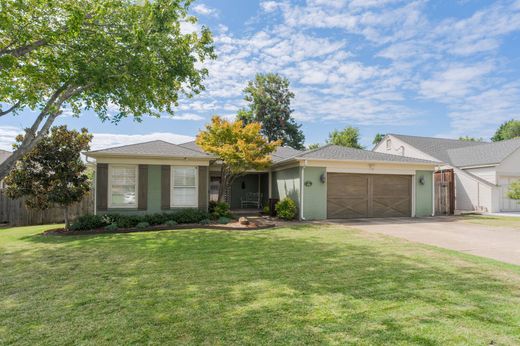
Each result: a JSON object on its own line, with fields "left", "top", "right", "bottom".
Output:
{"left": 3, "top": 225, "right": 520, "bottom": 345}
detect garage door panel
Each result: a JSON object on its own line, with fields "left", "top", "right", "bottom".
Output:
{"left": 327, "top": 173, "right": 412, "bottom": 219}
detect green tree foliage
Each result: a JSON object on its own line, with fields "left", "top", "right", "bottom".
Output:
{"left": 459, "top": 136, "right": 484, "bottom": 142}
{"left": 307, "top": 143, "right": 320, "bottom": 150}
{"left": 508, "top": 180, "right": 520, "bottom": 200}
{"left": 238, "top": 73, "right": 305, "bottom": 150}
{"left": 0, "top": 0, "right": 215, "bottom": 178}
{"left": 327, "top": 126, "right": 363, "bottom": 149}
{"left": 491, "top": 119, "right": 520, "bottom": 142}
{"left": 373, "top": 133, "right": 385, "bottom": 145}
{"left": 4, "top": 126, "right": 92, "bottom": 230}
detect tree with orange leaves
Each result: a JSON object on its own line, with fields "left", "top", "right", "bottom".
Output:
{"left": 196, "top": 116, "right": 281, "bottom": 202}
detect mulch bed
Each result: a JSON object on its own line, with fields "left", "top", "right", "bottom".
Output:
{"left": 42, "top": 220, "right": 276, "bottom": 236}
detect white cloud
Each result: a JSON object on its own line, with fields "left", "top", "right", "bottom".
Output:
{"left": 161, "top": 113, "right": 205, "bottom": 121}
{"left": 192, "top": 4, "right": 218, "bottom": 17}
{"left": 0, "top": 126, "right": 20, "bottom": 151}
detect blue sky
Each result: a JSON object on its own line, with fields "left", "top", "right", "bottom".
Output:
{"left": 2, "top": 0, "right": 520, "bottom": 150}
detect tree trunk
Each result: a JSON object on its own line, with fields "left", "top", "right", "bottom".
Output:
{"left": 64, "top": 205, "right": 70, "bottom": 231}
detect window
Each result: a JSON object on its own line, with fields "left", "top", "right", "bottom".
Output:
{"left": 386, "top": 139, "right": 392, "bottom": 150}
{"left": 109, "top": 165, "right": 138, "bottom": 208}
{"left": 171, "top": 166, "right": 198, "bottom": 207}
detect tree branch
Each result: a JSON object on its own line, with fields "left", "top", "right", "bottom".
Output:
{"left": 0, "top": 102, "right": 20, "bottom": 117}
{"left": 0, "top": 40, "right": 47, "bottom": 58}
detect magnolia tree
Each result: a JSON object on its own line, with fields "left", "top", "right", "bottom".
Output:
{"left": 5, "top": 126, "right": 92, "bottom": 230}
{"left": 0, "top": 0, "right": 215, "bottom": 179}
{"left": 196, "top": 116, "right": 281, "bottom": 203}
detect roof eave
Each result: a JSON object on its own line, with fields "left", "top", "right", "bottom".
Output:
{"left": 274, "top": 156, "right": 437, "bottom": 166}
{"left": 84, "top": 152, "right": 214, "bottom": 160}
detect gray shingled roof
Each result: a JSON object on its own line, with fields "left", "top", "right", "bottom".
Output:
{"left": 0, "top": 149, "right": 10, "bottom": 164}
{"left": 179, "top": 141, "right": 303, "bottom": 163}
{"left": 86, "top": 140, "right": 213, "bottom": 158}
{"left": 389, "top": 134, "right": 484, "bottom": 163}
{"left": 446, "top": 138, "right": 520, "bottom": 167}
{"left": 281, "top": 144, "right": 436, "bottom": 164}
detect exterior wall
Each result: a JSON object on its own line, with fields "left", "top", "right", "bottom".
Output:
{"left": 497, "top": 148, "right": 520, "bottom": 176}
{"left": 302, "top": 167, "right": 327, "bottom": 220}
{"left": 454, "top": 169, "right": 496, "bottom": 212}
{"left": 96, "top": 163, "right": 208, "bottom": 215}
{"left": 373, "top": 135, "right": 441, "bottom": 162}
{"left": 230, "top": 174, "right": 260, "bottom": 209}
{"left": 272, "top": 167, "right": 301, "bottom": 206}
{"left": 464, "top": 167, "right": 497, "bottom": 184}
{"left": 415, "top": 170, "right": 433, "bottom": 217}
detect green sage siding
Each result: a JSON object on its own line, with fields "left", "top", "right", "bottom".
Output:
{"left": 302, "top": 167, "right": 327, "bottom": 220}
{"left": 147, "top": 165, "right": 162, "bottom": 213}
{"left": 415, "top": 170, "right": 433, "bottom": 217}
{"left": 272, "top": 167, "right": 300, "bottom": 206}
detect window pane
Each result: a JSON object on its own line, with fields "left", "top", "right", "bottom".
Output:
{"left": 111, "top": 166, "right": 136, "bottom": 206}
{"left": 173, "top": 187, "right": 196, "bottom": 206}
{"left": 173, "top": 167, "right": 196, "bottom": 186}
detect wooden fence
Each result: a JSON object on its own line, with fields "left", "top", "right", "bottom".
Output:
{"left": 0, "top": 191, "right": 94, "bottom": 226}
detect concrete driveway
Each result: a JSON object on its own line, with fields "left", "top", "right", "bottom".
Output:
{"left": 330, "top": 217, "right": 520, "bottom": 266}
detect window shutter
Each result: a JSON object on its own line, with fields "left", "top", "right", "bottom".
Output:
{"left": 138, "top": 165, "right": 148, "bottom": 210}
{"left": 161, "top": 165, "right": 171, "bottom": 210}
{"left": 198, "top": 166, "right": 208, "bottom": 210}
{"left": 96, "top": 163, "right": 108, "bottom": 211}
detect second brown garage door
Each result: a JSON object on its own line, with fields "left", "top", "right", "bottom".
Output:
{"left": 327, "top": 173, "right": 412, "bottom": 219}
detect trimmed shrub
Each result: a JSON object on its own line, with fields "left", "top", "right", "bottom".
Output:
{"left": 165, "top": 220, "right": 178, "bottom": 227}
{"left": 275, "top": 197, "right": 297, "bottom": 220}
{"left": 209, "top": 201, "right": 232, "bottom": 220}
{"left": 143, "top": 213, "right": 167, "bottom": 226}
{"left": 171, "top": 208, "right": 209, "bottom": 224}
{"left": 262, "top": 205, "right": 270, "bottom": 215}
{"left": 70, "top": 214, "right": 107, "bottom": 231}
{"left": 218, "top": 216, "right": 231, "bottom": 224}
{"left": 199, "top": 218, "right": 210, "bottom": 225}
{"left": 136, "top": 222, "right": 150, "bottom": 230}
{"left": 105, "top": 214, "right": 143, "bottom": 228}
{"left": 105, "top": 223, "right": 118, "bottom": 232}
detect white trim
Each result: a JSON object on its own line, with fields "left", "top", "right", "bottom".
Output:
{"left": 432, "top": 171, "right": 435, "bottom": 216}
{"left": 170, "top": 165, "right": 199, "bottom": 208}
{"left": 108, "top": 164, "right": 139, "bottom": 209}
{"left": 412, "top": 174, "right": 416, "bottom": 217}
{"left": 94, "top": 166, "right": 97, "bottom": 215}
{"left": 460, "top": 164, "right": 498, "bottom": 169}
{"left": 326, "top": 167, "right": 417, "bottom": 175}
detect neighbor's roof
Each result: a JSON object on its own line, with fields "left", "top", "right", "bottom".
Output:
{"left": 0, "top": 149, "right": 10, "bottom": 164}
{"left": 86, "top": 140, "right": 213, "bottom": 158}
{"left": 446, "top": 138, "right": 520, "bottom": 167}
{"left": 179, "top": 141, "right": 304, "bottom": 163}
{"left": 280, "top": 144, "right": 437, "bottom": 165}
{"left": 388, "top": 134, "right": 484, "bottom": 163}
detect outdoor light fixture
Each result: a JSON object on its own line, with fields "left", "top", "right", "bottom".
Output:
{"left": 320, "top": 173, "right": 326, "bottom": 184}
{"left": 419, "top": 176, "right": 425, "bottom": 185}
{"left": 305, "top": 181, "right": 313, "bottom": 187}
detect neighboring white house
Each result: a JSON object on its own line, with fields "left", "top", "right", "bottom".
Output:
{"left": 373, "top": 134, "right": 520, "bottom": 213}
{"left": 0, "top": 149, "right": 11, "bottom": 189}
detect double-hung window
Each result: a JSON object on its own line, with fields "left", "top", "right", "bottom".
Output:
{"left": 171, "top": 166, "right": 198, "bottom": 207}
{"left": 109, "top": 165, "right": 138, "bottom": 208}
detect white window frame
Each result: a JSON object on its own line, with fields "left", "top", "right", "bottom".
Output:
{"left": 170, "top": 166, "right": 199, "bottom": 208}
{"left": 108, "top": 164, "right": 139, "bottom": 209}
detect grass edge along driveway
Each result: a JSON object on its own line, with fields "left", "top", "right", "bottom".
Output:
{"left": 1, "top": 224, "right": 520, "bottom": 345}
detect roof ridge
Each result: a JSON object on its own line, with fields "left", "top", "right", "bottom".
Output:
{"left": 390, "top": 133, "right": 488, "bottom": 143}
{"left": 447, "top": 137, "right": 520, "bottom": 153}
{"left": 88, "top": 139, "right": 175, "bottom": 153}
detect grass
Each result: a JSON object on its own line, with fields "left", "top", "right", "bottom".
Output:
{"left": 1, "top": 224, "right": 520, "bottom": 345}
{"left": 461, "top": 214, "right": 520, "bottom": 229}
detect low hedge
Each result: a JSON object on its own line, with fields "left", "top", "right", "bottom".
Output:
{"left": 71, "top": 208, "right": 210, "bottom": 231}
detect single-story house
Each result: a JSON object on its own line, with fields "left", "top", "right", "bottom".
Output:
{"left": 85, "top": 140, "right": 436, "bottom": 220}
{"left": 373, "top": 134, "right": 520, "bottom": 213}
{"left": 0, "top": 149, "right": 11, "bottom": 189}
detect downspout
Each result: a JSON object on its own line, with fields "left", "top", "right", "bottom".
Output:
{"left": 300, "top": 160, "right": 307, "bottom": 220}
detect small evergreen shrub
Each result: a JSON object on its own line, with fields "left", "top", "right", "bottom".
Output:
{"left": 262, "top": 205, "right": 270, "bottom": 215}
{"left": 275, "top": 197, "right": 297, "bottom": 220}
{"left": 143, "top": 213, "right": 167, "bottom": 226}
{"left": 70, "top": 214, "right": 107, "bottom": 231}
{"left": 105, "top": 223, "right": 118, "bottom": 232}
{"left": 171, "top": 208, "right": 209, "bottom": 224}
{"left": 165, "top": 220, "right": 178, "bottom": 227}
{"left": 106, "top": 214, "right": 143, "bottom": 228}
{"left": 210, "top": 202, "right": 232, "bottom": 219}
{"left": 199, "top": 218, "right": 210, "bottom": 225}
{"left": 136, "top": 222, "right": 150, "bottom": 230}
{"left": 218, "top": 216, "right": 231, "bottom": 224}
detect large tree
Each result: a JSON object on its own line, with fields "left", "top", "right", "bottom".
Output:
{"left": 4, "top": 126, "right": 92, "bottom": 230}
{"left": 508, "top": 180, "right": 520, "bottom": 201}
{"left": 238, "top": 73, "right": 305, "bottom": 150}
{"left": 492, "top": 119, "right": 520, "bottom": 142}
{"left": 196, "top": 116, "right": 280, "bottom": 203}
{"left": 327, "top": 126, "right": 363, "bottom": 149}
{"left": 0, "top": 0, "right": 215, "bottom": 179}
{"left": 372, "top": 133, "right": 385, "bottom": 145}
{"left": 459, "top": 136, "right": 484, "bottom": 142}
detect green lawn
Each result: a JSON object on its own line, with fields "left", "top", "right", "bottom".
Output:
{"left": 461, "top": 215, "right": 520, "bottom": 229}
{"left": 1, "top": 225, "right": 520, "bottom": 345}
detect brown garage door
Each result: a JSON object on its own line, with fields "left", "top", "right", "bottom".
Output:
{"left": 327, "top": 173, "right": 412, "bottom": 219}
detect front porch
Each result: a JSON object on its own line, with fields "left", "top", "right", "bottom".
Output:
{"left": 210, "top": 172, "right": 270, "bottom": 210}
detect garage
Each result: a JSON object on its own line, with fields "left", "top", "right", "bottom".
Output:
{"left": 327, "top": 173, "right": 412, "bottom": 219}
